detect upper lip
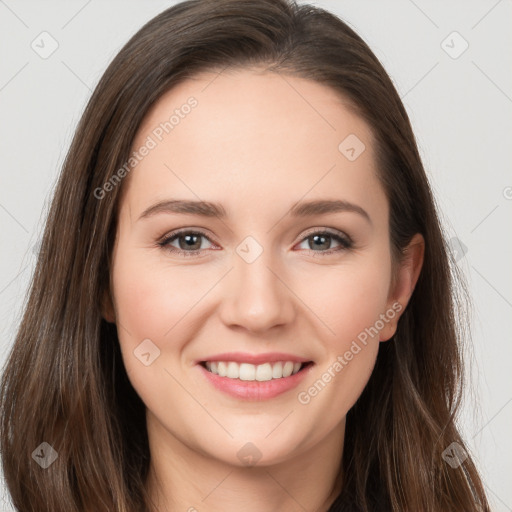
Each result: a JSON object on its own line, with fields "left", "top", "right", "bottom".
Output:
{"left": 198, "top": 352, "right": 312, "bottom": 365}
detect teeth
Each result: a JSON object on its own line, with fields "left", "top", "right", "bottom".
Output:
{"left": 204, "top": 361, "right": 304, "bottom": 381}
{"left": 272, "top": 362, "right": 283, "bottom": 379}
{"left": 282, "top": 361, "right": 294, "bottom": 377}
{"left": 239, "top": 363, "right": 255, "bottom": 381}
{"left": 227, "top": 362, "right": 239, "bottom": 379}
{"left": 255, "top": 363, "right": 272, "bottom": 381}
{"left": 217, "top": 362, "right": 227, "bottom": 377}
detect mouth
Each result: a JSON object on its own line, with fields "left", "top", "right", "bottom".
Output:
{"left": 197, "top": 357, "right": 314, "bottom": 400}
{"left": 200, "top": 360, "right": 313, "bottom": 381}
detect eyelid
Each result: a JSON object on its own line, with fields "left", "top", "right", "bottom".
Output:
{"left": 298, "top": 226, "right": 352, "bottom": 243}
{"left": 293, "top": 228, "right": 353, "bottom": 255}
{"left": 157, "top": 228, "right": 217, "bottom": 256}
{"left": 157, "top": 226, "right": 353, "bottom": 256}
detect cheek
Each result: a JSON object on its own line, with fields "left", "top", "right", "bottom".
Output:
{"left": 295, "top": 254, "right": 392, "bottom": 346}
{"left": 111, "top": 248, "right": 209, "bottom": 343}
{"left": 110, "top": 249, "right": 205, "bottom": 415}
{"left": 291, "top": 254, "right": 391, "bottom": 414}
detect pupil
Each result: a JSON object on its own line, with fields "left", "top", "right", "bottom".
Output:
{"left": 310, "top": 234, "right": 330, "bottom": 250}
{"left": 180, "top": 234, "right": 200, "bottom": 250}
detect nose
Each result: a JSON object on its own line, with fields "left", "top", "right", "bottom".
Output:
{"left": 218, "top": 248, "right": 296, "bottom": 334}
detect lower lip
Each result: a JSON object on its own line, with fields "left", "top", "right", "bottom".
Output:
{"left": 198, "top": 363, "right": 313, "bottom": 400}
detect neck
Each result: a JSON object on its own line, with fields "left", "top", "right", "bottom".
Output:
{"left": 145, "top": 412, "right": 345, "bottom": 512}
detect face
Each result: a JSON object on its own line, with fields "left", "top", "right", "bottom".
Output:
{"left": 105, "top": 67, "right": 418, "bottom": 468}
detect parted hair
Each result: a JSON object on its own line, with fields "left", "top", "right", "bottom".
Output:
{"left": 0, "top": 1, "right": 489, "bottom": 511}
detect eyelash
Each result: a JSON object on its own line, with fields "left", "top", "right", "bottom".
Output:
{"left": 157, "top": 228, "right": 353, "bottom": 258}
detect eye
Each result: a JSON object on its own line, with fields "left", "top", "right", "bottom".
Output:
{"left": 158, "top": 230, "right": 216, "bottom": 257}
{"left": 295, "top": 229, "right": 353, "bottom": 255}
{"left": 158, "top": 228, "right": 353, "bottom": 258}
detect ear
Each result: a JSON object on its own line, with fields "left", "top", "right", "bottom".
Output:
{"left": 380, "top": 233, "right": 425, "bottom": 341}
{"left": 100, "top": 286, "right": 116, "bottom": 324}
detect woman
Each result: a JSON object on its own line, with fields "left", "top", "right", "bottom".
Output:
{"left": 0, "top": 0, "right": 490, "bottom": 510}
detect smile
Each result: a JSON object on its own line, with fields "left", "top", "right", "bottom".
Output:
{"left": 198, "top": 354, "right": 314, "bottom": 400}
{"left": 203, "top": 361, "right": 304, "bottom": 381}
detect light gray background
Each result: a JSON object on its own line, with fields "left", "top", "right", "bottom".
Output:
{"left": 0, "top": 1, "right": 511, "bottom": 510}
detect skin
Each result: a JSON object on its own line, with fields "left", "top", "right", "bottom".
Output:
{"left": 102, "top": 67, "right": 424, "bottom": 512}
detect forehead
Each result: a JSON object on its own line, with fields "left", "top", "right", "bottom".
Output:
{"left": 122, "top": 67, "right": 386, "bottom": 224}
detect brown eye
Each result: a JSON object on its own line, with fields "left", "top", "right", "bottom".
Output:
{"left": 158, "top": 230, "right": 215, "bottom": 256}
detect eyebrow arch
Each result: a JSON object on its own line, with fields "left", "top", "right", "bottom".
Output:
{"left": 138, "top": 198, "right": 371, "bottom": 224}
{"left": 289, "top": 199, "right": 371, "bottom": 224}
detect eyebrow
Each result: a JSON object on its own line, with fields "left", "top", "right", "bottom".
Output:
{"left": 138, "top": 198, "right": 371, "bottom": 224}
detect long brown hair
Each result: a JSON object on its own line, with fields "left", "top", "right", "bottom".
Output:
{"left": 0, "top": 1, "right": 490, "bottom": 510}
